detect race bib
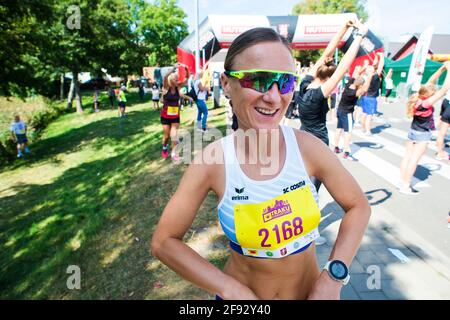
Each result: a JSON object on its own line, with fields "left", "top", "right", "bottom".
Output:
{"left": 234, "top": 187, "right": 320, "bottom": 258}
{"left": 167, "top": 105, "right": 179, "bottom": 116}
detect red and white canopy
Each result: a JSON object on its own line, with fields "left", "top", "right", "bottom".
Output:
{"left": 177, "top": 14, "right": 384, "bottom": 78}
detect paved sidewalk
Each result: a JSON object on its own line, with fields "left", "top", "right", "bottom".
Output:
{"left": 316, "top": 187, "right": 450, "bottom": 300}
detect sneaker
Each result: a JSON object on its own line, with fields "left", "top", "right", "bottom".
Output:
{"left": 17, "top": 153, "right": 23, "bottom": 158}
{"left": 161, "top": 148, "right": 169, "bottom": 159}
{"left": 315, "top": 236, "right": 327, "bottom": 246}
{"left": 334, "top": 147, "right": 342, "bottom": 154}
{"left": 343, "top": 152, "right": 357, "bottom": 161}
{"left": 398, "top": 186, "right": 419, "bottom": 195}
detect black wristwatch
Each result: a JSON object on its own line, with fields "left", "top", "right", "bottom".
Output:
{"left": 323, "top": 260, "right": 350, "bottom": 285}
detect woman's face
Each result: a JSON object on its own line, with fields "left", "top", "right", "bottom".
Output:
{"left": 221, "top": 41, "right": 295, "bottom": 130}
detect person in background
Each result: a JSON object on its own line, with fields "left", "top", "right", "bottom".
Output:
{"left": 10, "top": 115, "right": 31, "bottom": 158}
{"left": 139, "top": 82, "right": 145, "bottom": 102}
{"left": 334, "top": 66, "right": 375, "bottom": 161}
{"left": 399, "top": 62, "right": 450, "bottom": 194}
{"left": 117, "top": 85, "right": 127, "bottom": 117}
{"left": 384, "top": 68, "right": 394, "bottom": 103}
{"left": 107, "top": 85, "right": 116, "bottom": 109}
{"left": 93, "top": 86, "right": 100, "bottom": 113}
{"left": 194, "top": 71, "right": 209, "bottom": 132}
{"left": 151, "top": 82, "right": 160, "bottom": 110}
{"left": 434, "top": 66, "right": 450, "bottom": 161}
{"left": 359, "top": 52, "right": 384, "bottom": 136}
{"left": 160, "top": 64, "right": 193, "bottom": 161}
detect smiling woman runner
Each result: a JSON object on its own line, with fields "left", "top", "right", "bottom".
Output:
{"left": 151, "top": 27, "right": 371, "bottom": 300}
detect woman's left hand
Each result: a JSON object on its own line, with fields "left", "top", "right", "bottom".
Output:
{"left": 307, "top": 271, "right": 342, "bottom": 300}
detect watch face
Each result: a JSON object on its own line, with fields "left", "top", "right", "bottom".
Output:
{"left": 330, "top": 260, "right": 348, "bottom": 280}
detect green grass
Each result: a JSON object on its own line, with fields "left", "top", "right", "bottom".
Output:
{"left": 0, "top": 93, "right": 229, "bottom": 299}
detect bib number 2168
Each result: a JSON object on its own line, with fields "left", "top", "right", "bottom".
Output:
{"left": 258, "top": 217, "right": 303, "bottom": 248}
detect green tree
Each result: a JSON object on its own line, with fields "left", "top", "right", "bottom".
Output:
{"left": 292, "top": 0, "right": 369, "bottom": 65}
{"left": 0, "top": 0, "right": 55, "bottom": 97}
{"left": 292, "top": 0, "right": 368, "bottom": 20}
{"left": 135, "top": 0, "right": 189, "bottom": 66}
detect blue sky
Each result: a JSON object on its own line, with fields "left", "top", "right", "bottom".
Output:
{"left": 177, "top": 0, "right": 450, "bottom": 40}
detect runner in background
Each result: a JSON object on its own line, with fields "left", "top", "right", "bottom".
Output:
{"left": 384, "top": 69, "right": 394, "bottom": 103}
{"left": 107, "top": 84, "right": 115, "bottom": 109}
{"left": 334, "top": 66, "right": 375, "bottom": 161}
{"left": 160, "top": 64, "right": 193, "bottom": 161}
{"left": 117, "top": 85, "right": 127, "bottom": 117}
{"left": 360, "top": 52, "right": 384, "bottom": 136}
{"left": 399, "top": 62, "right": 450, "bottom": 194}
{"left": 298, "top": 18, "right": 368, "bottom": 191}
{"left": 151, "top": 82, "right": 160, "bottom": 110}
{"left": 435, "top": 66, "right": 450, "bottom": 161}
{"left": 10, "top": 115, "right": 31, "bottom": 158}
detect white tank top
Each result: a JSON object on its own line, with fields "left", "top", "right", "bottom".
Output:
{"left": 217, "top": 126, "right": 321, "bottom": 259}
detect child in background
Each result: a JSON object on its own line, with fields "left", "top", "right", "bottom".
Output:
{"left": 10, "top": 115, "right": 30, "bottom": 158}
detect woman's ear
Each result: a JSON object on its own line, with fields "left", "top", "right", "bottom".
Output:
{"left": 221, "top": 73, "right": 231, "bottom": 98}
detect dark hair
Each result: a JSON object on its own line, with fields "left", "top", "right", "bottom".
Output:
{"left": 225, "top": 28, "right": 292, "bottom": 130}
{"left": 316, "top": 57, "right": 337, "bottom": 81}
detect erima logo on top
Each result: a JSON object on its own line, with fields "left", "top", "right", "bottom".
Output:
{"left": 262, "top": 200, "right": 292, "bottom": 223}
{"left": 232, "top": 187, "right": 249, "bottom": 201}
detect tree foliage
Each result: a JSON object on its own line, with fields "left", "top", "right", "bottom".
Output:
{"left": 0, "top": 0, "right": 188, "bottom": 104}
{"left": 135, "top": 0, "right": 189, "bottom": 66}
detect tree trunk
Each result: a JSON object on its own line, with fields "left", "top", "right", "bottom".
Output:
{"left": 67, "top": 75, "right": 75, "bottom": 110}
{"left": 60, "top": 73, "right": 65, "bottom": 101}
{"left": 73, "top": 71, "right": 83, "bottom": 113}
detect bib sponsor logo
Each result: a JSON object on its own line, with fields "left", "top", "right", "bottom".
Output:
{"left": 280, "top": 248, "right": 287, "bottom": 256}
{"left": 248, "top": 249, "right": 258, "bottom": 256}
{"left": 262, "top": 200, "right": 292, "bottom": 223}
{"left": 294, "top": 242, "right": 300, "bottom": 249}
{"left": 266, "top": 252, "right": 274, "bottom": 257}
{"left": 283, "top": 180, "right": 306, "bottom": 194}
{"left": 232, "top": 187, "right": 249, "bottom": 201}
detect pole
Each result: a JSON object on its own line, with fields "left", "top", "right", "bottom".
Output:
{"left": 195, "top": 0, "right": 200, "bottom": 74}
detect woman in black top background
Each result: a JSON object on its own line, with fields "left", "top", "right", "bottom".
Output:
{"left": 297, "top": 19, "right": 368, "bottom": 190}
{"left": 334, "top": 66, "right": 374, "bottom": 161}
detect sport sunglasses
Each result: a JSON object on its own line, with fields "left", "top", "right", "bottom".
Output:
{"left": 224, "top": 69, "right": 299, "bottom": 95}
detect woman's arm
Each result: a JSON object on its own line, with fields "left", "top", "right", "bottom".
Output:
{"left": 151, "top": 145, "right": 258, "bottom": 300}
{"left": 426, "top": 64, "right": 446, "bottom": 86}
{"left": 321, "top": 23, "right": 368, "bottom": 97}
{"left": 177, "top": 65, "right": 191, "bottom": 88}
{"left": 296, "top": 131, "right": 371, "bottom": 299}
{"left": 425, "top": 61, "right": 450, "bottom": 106}
{"left": 356, "top": 66, "right": 375, "bottom": 97}
{"left": 163, "top": 65, "right": 178, "bottom": 90}
{"left": 376, "top": 52, "right": 385, "bottom": 76}
{"left": 308, "top": 19, "right": 355, "bottom": 77}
